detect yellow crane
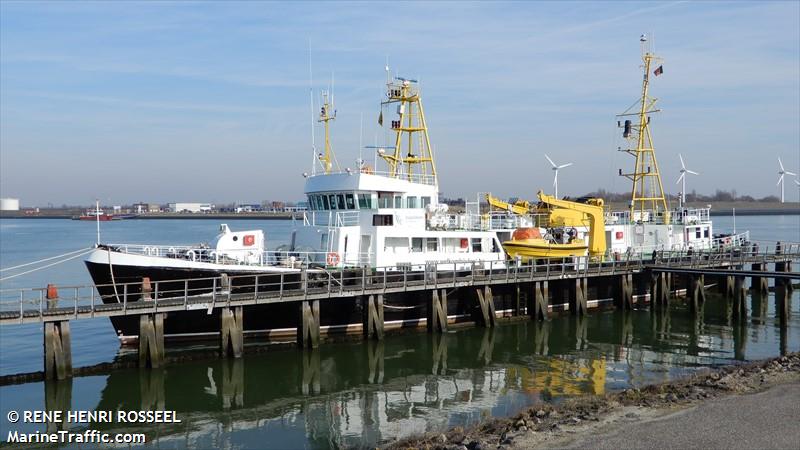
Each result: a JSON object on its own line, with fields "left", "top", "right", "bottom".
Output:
{"left": 536, "top": 191, "right": 606, "bottom": 258}
{"left": 485, "top": 193, "right": 535, "bottom": 215}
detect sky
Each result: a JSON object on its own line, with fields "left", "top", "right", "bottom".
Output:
{"left": 1, "top": 1, "right": 798, "bottom": 206}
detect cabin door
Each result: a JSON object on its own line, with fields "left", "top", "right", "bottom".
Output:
{"left": 359, "top": 235, "right": 372, "bottom": 265}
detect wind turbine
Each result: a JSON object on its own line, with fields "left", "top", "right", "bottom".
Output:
{"left": 545, "top": 154, "right": 572, "bottom": 198}
{"left": 675, "top": 154, "right": 699, "bottom": 209}
{"left": 776, "top": 158, "right": 796, "bottom": 203}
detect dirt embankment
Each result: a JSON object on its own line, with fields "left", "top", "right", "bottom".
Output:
{"left": 387, "top": 353, "right": 800, "bottom": 450}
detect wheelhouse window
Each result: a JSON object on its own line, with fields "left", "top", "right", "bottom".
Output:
{"left": 394, "top": 196, "right": 402, "bottom": 208}
{"left": 426, "top": 237, "right": 438, "bottom": 252}
{"left": 358, "top": 193, "right": 373, "bottom": 209}
{"left": 411, "top": 237, "right": 423, "bottom": 252}
{"left": 407, "top": 196, "right": 418, "bottom": 208}
{"left": 378, "top": 192, "right": 392, "bottom": 208}
{"left": 322, "top": 195, "right": 330, "bottom": 210}
{"left": 372, "top": 214, "right": 394, "bottom": 226}
{"left": 345, "top": 194, "right": 355, "bottom": 210}
{"left": 336, "top": 194, "right": 346, "bottom": 210}
{"left": 421, "top": 196, "right": 431, "bottom": 208}
{"left": 471, "top": 238, "right": 481, "bottom": 252}
{"left": 704, "top": 228, "right": 710, "bottom": 238}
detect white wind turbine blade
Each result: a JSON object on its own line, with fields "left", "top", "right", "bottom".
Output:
{"left": 686, "top": 169, "right": 699, "bottom": 175}
{"left": 785, "top": 170, "right": 798, "bottom": 176}
{"left": 778, "top": 157, "right": 785, "bottom": 172}
{"left": 676, "top": 173, "right": 685, "bottom": 184}
{"left": 558, "top": 162, "right": 573, "bottom": 169}
{"left": 544, "top": 154, "right": 556, "bottom": 168}
{"left": 795, "top": 179, "right": 800, "bottom": 186}
{"left": 679, "top": 153, "right": 686, "bottom": 170}
{"left": 777, "top": 174, "right": 784, "bottom": 186}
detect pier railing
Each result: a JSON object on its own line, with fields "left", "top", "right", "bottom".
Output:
{"left": 1, "top": 240, "right": 797, "bottom": 325}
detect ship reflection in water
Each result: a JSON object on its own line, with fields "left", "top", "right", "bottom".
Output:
{"left": 6, "top": 294, "right": 798, "bottom": 449}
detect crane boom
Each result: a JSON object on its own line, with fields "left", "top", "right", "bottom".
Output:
{"left": 537, "top": 191, "right": 606, "bottom": 258}
{"left": 485, "top": 193, "right": 533, "bottom": 215}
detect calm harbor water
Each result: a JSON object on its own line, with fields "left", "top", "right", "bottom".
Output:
{"left": 0, "top": 215, "right": 798, "bottom": 448}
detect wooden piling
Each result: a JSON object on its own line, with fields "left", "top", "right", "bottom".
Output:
{"left": 571, "top": 278, "right": 588, "bottom": 316}
{"left": 732, "top": 276, "right": 748, "bottom": 321}
{"left": 689, "top": 274, "right": 706, "bottom": 313}
{"left": 476, "top": 286, "right": 496, "bottom": 327}
{"left": 138, "top": 313, "right": 164, "bottom": 368}
{"left": 363, "top": 294, "right": 384, "bottom": 340}
{"left": 751, "top": 263, "right": 769, "bottom": 296}
{"left": 43, "top": 321, "right": 72, "bottom": 380}
{"left": 428, "top": 290, "right": 448, "bottom": 333}
{"left": 617, "top": 273, "right": 633, "bottom": 310}
{"left": 220, "top": 306, "right": 244, "bottom": 358}
{"left": 298, "top": 300, "right": 320, "bottom": 348}
{"left": 531, "top": 281, "right": 549, "bottom": 321}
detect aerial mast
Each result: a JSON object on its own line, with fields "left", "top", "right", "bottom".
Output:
{"left": 317, "top": 88, "right": 338, "bottom": 174}
{"left": 618, "top": 34, "right": 670, "bottom": 223}
{"left": 377, "top": 70, "right": 437, "bottom": 185}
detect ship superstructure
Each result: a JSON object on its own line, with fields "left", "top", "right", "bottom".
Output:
{"left": 292, "top": 72, "right": 509, "bottom": 270}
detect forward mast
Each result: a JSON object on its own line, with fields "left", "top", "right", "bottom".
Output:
{"left": 618, "top": 35, "right": 670, "bottom": 223}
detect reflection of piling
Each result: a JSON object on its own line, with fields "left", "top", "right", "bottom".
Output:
{"left": 221, "top": 359, "right": 244, "bottom": 409}
{"left": 367, "top": 340, "right": 384, "bottom": 383}
{"left": 44, "top": 378, "right": 72, "bottom": 433}
{"left": 478, "top": 327, "right": 495, "bottom": 365}
{"left": 619, "top": 312, "right": 632, "bottom": 347}
{"left": 533, "top": 320, "right": 550, "bottom": 356}
{"left": 431, "top": 333, "right": 448, "bottom": 375}
{"left": 301, "top": 348, "right": 320, "bottom": 395}
{"left": 139, "top": 367, "right": 165, "bottom": 411}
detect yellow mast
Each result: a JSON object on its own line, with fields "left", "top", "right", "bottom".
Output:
{"left": 378, "top": 74, "right": 437, "bottom": 184}
{"left": 618, "top": 35, "right": 670, "bottom": 223}
{"left": 317, "top": 90, "right": 337, "bottom": 174}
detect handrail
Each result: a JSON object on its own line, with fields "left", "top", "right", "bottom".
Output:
{"left": 2, "top": 242, "right": 798, "bottom": 324}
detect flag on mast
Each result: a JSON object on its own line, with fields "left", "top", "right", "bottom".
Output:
{"left": 378, "top": 110, "right": 383, "bottom": 126}
{"left": 654, "top": 65, "right": 664, "bottom": 76}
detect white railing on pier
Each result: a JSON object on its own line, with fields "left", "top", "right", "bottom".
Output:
{"left": 2, "top": 239, "right": 798, "bottom": 324}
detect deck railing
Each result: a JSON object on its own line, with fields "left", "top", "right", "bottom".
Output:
{"left": 2, "top": 240, "right": 798, "bottom": 324}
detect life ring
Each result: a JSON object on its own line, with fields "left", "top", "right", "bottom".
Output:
{"left": 326, "top": 252, "right": 340, "bottom": 266}
{"left": 186, "top": 250, "right": 196, "bottom": 262}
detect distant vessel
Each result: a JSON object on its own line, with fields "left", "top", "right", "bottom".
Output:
{"left": 74, "top": 209, "right": 114, "bottom": 221}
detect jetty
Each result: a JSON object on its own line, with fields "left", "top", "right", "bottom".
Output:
{"left": 1, "top": 242, "right": 797, "bottom": 380}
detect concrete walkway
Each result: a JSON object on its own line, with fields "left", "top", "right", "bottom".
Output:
{"left": 561, "top": 382, "right": 800, "bottom": 450}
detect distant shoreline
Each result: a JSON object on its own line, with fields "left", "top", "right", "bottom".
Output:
{"left": 1, "top": 207, "right": 798, "bottom": 220}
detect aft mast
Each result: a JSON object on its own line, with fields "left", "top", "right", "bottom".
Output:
{"left": 618, "top": 35, "right": 670, "bottom": 222}
{"left": 378, "top": 69, "right": 438, "bottom": 185}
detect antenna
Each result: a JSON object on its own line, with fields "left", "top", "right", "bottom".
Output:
{"left": 95, "top": 199, "right": 101, "bottom": 245}
{"left": 308, "top": 39, "right": 317, "bottom": 175}
{"left": 545, "top": 154, "right": 573, "bottom": 198}
{"left": 359, "top": 112, "right": 363, "bottom": 165}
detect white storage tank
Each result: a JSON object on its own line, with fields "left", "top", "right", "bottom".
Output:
{"left": 0, "top": 198, "right": 20, "bottom": 211}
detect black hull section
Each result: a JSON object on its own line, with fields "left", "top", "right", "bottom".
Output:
{"left": 85, "top": 260, "right": 521, "bottom": 342}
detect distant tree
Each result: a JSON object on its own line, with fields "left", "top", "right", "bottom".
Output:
{"left": 759, "top": 195, "right": 780, "bottom": 202}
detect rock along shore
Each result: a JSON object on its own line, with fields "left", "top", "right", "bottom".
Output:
{"left": 386, "top": 353, "right": 800, "bottom": 450}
